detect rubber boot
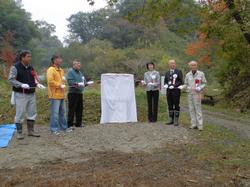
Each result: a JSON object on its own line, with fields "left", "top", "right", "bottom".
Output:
{"left": 174, "top": 111, "right": 180, "bottom": 126}
{"left": 27, "top": 120, "right": 40, "bottom": 137}
{"left": 166, "top": 111, "right": 174, "bottom": 125}
{"left": 16, "top": 123, "right": 24, "bottom": 140}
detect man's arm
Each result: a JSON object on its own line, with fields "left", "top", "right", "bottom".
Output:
{"left": 200, "top": 72, "right": 207, "bottom": 89}
{"left": 66, "top": 70, "right": 77, "bottom": 86}
{"left": 8, "top": 66, "right": 23, "bottom": 88}
{"left": 175, "top": 70, "right": 183, "bottom": 87}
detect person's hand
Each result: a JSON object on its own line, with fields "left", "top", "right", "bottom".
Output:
{"left": 60, "top": 84, "right": 66, "bottom": 89}
{"left": 21, "top": 84, "right": 30, "bottom": 89}
{"left": 87, "top": 81, "right": 94, "bottom": 85}
{"left": 169, "top": 85, "right": 174, "bottom": 89}
{"left": 37, "top": 83, "right": 46, "bottom": 89}
{"left": 163, "top": 84, "right": 168, "bottom": 89}
{"left": 148, "top": 82, "right": 154, "bottom": 86}
{"left": 178, "top": 85, "right": 184, "bottom": 90}
{"left": 78, "top": 82, "right": 85, "bottom": 87}
{"left": 141, "top": 80, "right": 146, "bottom": 85}
{"left": 195, "top": 86, "right": 201, "bottom": 92}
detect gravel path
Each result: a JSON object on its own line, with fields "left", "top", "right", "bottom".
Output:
{"left": 181, "top": 106, "right": 250, "bottom": 139}
{"left": 0, "top": 123, "right": 190, "bottom": 169}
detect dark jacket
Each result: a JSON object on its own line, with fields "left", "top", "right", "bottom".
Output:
{"left": 164, "top": 69, "right": 183, "bottom": 89}
{"left": 12, "top": 62, "right": 36, "bottom": 94}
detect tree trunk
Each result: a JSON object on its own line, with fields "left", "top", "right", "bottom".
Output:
{"left": 224, "top": 0, "right": 250, "bottom": 44}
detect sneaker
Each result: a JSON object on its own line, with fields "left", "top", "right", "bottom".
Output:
{"left": 189, "top": 125, "right": 198, "bottom": 129}
{"left": 52, "top": 131, "right": 60, "bottom": 136}
{"left": 65, "top": 128, "right": 73, "bottom": 133}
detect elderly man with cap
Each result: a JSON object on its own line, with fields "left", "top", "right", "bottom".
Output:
{"left": 8, "top": 50, "right": 45, "bottom": 139}
{"left": 66, "top": 59, "right": 86, "bottom": 128}
{"left": 180, "top": 60, "right": 207, "bottom": 130}
{"left": 164, "top": 59, "right": 183, "bottom": 126}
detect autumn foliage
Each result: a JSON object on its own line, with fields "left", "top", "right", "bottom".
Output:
{"left": 0, "top": 32, "right": 16, "bottom": 78}
{"left": 185, "top": 32, "right": 216, "bottom": 65}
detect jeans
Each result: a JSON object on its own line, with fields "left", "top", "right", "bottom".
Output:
{"left": 50, "top": 99, "right": 68, "bottom": 132}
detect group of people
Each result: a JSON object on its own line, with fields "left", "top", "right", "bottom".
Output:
{"left": 143, "top": 59, "right": 207, "bottom": 131}
{"left": 8, "top": 50, "right": 86, "bottom": 139}
{"left": 8, "top": 50, "right": 206, "bottom": 140}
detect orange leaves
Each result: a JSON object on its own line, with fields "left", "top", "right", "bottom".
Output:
{"left": 211, "top": 1, "right": 227, "bottom": 13}
{"left": 199, "top": 55, "right": 212, "bottom": 65}
{"left": 185, "top": 32, "right": 217, "bottom": 65}
{"left": 185, "top": 33, "right": 206, "bottom": 56}
{"left": 185, "top": 32, "right": 207, "bottom": 56}
{"left": 0, "top": 32, "right": 16, "bottom": 78}
{"left": 0, "top": 48, "right": 15, "bottom": 66}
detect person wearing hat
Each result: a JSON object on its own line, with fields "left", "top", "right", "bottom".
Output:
{"left": 180, "top": 60, "right": 207, "bottom": 130}
{"left": 142, "top": 60, "right": 161, "bottom": 122}
{"left": 164, "top": 59, "right": 183, "bottom": 126}
{"left": 46, "top": 55, "right": 72, "bottom": 135}
{"left": 8, "top": 50, "right": 45, "bottom": 139}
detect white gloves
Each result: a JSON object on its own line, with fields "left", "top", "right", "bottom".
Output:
{"left": 195, "top": 86, "right": 201, "bottom": 92}
{"left": 141, "top": 80, "right": 146, "bottom": 85}
{"left": 60, "top": 84, "right": 66, "bottom": 89}
{"left": 78, "top": 82, "right": 85, "bottom": 87}
{"left": 164, "top": 85, "right": 174, "bottom": 89}
{"left": 37, "top": 83, "right": 46, "bottom": 89}
{"left": 21, "top": 84, "right": 30, "bottom": 89}
{"left": 178, "top": 85, "right": 184, "bottom": 90}
{"left": 87, "top": 81, "right": 94, "bottom": 85}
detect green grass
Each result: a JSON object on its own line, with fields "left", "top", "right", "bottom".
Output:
{"left": 1, "top": 79, "right": 249, "bottom": 125}
{"left": 1, "top": 79, "right": 249, "bottom": 179}
{"left": 188, "top": 124, "right": 250, "bottom": 172}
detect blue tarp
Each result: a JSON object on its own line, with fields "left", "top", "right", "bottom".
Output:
{"left": 0, "top": 124, "right": 16, "bottom": 148}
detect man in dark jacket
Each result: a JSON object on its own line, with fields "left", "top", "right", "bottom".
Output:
{"left": 164, "top": 59, "right": 183, "bottom": 126}
{"left": 8, "top": 50, "right": 45, "bottom": 139}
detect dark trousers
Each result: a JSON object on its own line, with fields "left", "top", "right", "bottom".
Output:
{"left": 147, "top": 90, "right": 159, "bottom": 122}
{"left": 67, "top": 93, "right": 83, "bottom": 127}
{"left": 167, "top": 89, "right": 181, "bottom": 111}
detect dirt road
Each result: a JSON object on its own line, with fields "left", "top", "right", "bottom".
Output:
{"left": 0, "top": 113, "right": 249, "bottom": 186}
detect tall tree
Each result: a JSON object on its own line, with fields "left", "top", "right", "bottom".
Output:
{"left": 0, "top": 0, "right": 38, "bottom": 48}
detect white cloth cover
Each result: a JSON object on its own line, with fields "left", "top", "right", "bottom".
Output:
{"left": 100, "top": 73, "right": 137, "bottom": 124}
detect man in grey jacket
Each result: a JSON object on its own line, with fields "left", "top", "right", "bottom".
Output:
{"left": 181, "top": 61, "right": 207, "bottom": 130}
{"left": 8, "top": 50, "right": 45, "bottom": 139}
